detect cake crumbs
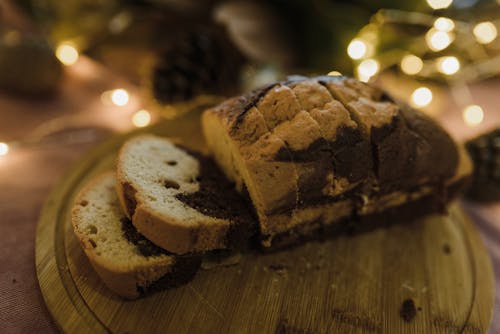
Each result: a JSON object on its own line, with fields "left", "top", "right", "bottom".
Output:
{"left": 400, "top": 298, "right": 417, "bottom": 322}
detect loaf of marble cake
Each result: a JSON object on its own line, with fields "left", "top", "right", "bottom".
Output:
{"left": 202, "top": 75, "right": 472, "bottom": 247}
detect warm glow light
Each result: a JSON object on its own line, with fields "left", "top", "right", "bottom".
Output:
{"left": 347, "top": 40, "right": 367, "bottom": 60}
{"left": 463, "top": 105, "right": 484, "bottom": 126}
{"left": 328, "top": 71, "right": 342, "bottom": 76}
{"left": 473, "top": 22, "right": 497, "bottom": 44}
{"left": 4, "top": 30, "right": 21, "bottom": 46}
{"left": 437, "top": 56, "right": 460, "bottom": 75}
{"left": 434, "top": 17, "right": 455, "bottom": 32}
{"left": 55, "top": 42, "right": 79, "bottom": 66}
{"left": 110, "top": 89, "right": 129, "bottom": 106}
{"left": 358, "top": 75, "right": 370, "bottom": 83}
{"left": 357, "top": 59, "right": 379, "bottom": 78}
{"left": 0, "top": 142, "right": 9, "bottom": 156}
{"left": 426, "top": 29, "right": 452, "bottom": 51}
{"left": 411, "top": 87, "right": 433, "bottom": 107}
{"left": 132, "top": 109, "right": 151, "bottom": 127}
{"left": 400, "top": 55, "right": 423, "bottom": 75}
{"left": 426, "top": 0, "right": 453, "bottom": 9}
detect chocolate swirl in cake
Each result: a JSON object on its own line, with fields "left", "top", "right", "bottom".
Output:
{"left": 120, "top": 217, "right": 167, "bottom": 257}
{"left": 174, "top": 148, "right": 257, "bottom": 249}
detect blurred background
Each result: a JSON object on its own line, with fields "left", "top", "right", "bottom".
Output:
{"left": 1, "top": 0, "right": 499, "bottom": 199}
{"left": 1, "top": 0, "right": 499, "bottom": 118}
{"left": 0, "top": 1, "right": 499, "bottom": 333}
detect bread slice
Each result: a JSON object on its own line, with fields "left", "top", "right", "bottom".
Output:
{"left": 71, "top": 172, "right": 200, "bottom": 299}
{"left": 116, "top": 135, "right": 255, "bottom": 255}
{"left": 201, "top": 88, "right": 304, "bottom": 246}
{"left": 203, "top": 75, "right": 471, "bottom": 247}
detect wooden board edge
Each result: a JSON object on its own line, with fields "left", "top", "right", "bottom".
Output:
{"left": 35, "top": 144, "right": 112, "bottom": 334}
{"left": 453, "top": 207, "right": 495, "bottom": 333}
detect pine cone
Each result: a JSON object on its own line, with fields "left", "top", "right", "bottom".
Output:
{"left": 465, "top": 128, "right": 500, "bottom": 202}
{"left": 151, "top": 28, "right": 244, "bottom": 105}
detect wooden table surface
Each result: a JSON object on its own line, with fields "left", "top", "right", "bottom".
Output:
{"left": 0, "top": 59, "right": 499, "bottom": 333}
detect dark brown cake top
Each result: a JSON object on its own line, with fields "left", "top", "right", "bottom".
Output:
{"left": 211, "top": 75, "right": 459, "bottom": 195}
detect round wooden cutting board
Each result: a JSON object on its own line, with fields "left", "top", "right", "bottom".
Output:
{"left": 36, "top": 110, "right": 494, "bottom": 334}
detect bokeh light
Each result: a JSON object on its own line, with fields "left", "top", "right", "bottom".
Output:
{"left": 347, "top": 40, "right": 368, "bottom": 60}
{"left": 426, "top": 0, "right": 453, "bottom": 9}
{"left": 437, "top": 56, "right": 460, "bottom": 75}
{"left": 55, "top": 42, "right": 79, "bottom": 66}
{"left": 473, "top": 22, "right": 497, "bottom": 44}
{"left": 357, "top": 59, "right": 379, "bottom": 79}
{"left": 411, "top": 87, "right": 433, "bottom": 107}
{"left": 110, "top": 89, "right": 129, "bottom": 106}
{"left": 132, "top": 109, "right": 151, "bottom": 127}
{"left": 0, "top": 142, "right": 9, "bottom": 156}
{"left": 400, "top": 55, "right": 423, "bottom": 75}
{"left": 434, "top": 17, "right": 455, "bottom": 32}
{"left": 426, "top": 29, "right": 452, "bottom": 51}
{"left": 463, "top": 105, "right": 484, "bottom": 126}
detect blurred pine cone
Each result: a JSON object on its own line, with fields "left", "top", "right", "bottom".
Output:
{"left": 150, "top": 28, "right": 245, "bottom": 106}
{"left": 465, "top": 128, "right": 500, "bottom": 202}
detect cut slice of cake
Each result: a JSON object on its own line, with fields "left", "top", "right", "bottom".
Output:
{"left": 71, "top": 172, "right": 200, "bottom": 299}
{"left": 202, "top": 87, "right": 305, "bottom": 245}
{"left": 116, "top": 135, "right": 255, "bottom": 254}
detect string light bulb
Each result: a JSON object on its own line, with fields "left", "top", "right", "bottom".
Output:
{"left": 55, "top": 42, "right": 79, "bottom": 66}
{"left": 347, "top": 40, "right": 368, "bottom": 60}
{"left": 434, "top": 17, "right": 455, "bottom": 32}
{"left": 400, "top": 55, "right": 423, "bottom": 75}
{"left": 110, "top": 89, "right": 129, "bottom": 106}
{"left": 426, "top": 0, "right": 453, "bottom": 9}
{"left": 132, "top": 109, "right": 151, "bottom": 127}
{"left": 328, "top": 71, "right": 342, "bottom": 76}
{"left": 426, "top": 29, "right": 453, "bottom": 51}
{"left": 357, "top": 59, "right": 379, "bottom": 81}
{"left": 463, "top": 105, "right": 484, "bottom": 126}
{"left": 411, "top": 87, "right": 433, "bottom": 107}
{"left": 0, "top": 142, "right": 9, "bottom": 156}
{"left": 473, "top": 22, "right": 498, "bottom": 44}
{"left": 437, "top": 56, "right": 460, "bottom": 75}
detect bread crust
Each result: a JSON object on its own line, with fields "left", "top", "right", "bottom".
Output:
{"left": 71, "top": 172, "right": 178, "bottom": 299}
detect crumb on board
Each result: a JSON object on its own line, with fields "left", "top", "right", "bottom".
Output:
{"left": 400, "top": 298, "right": 417, "bottom": 322}
{"left": 442, "top": 243, "right": 452, "bottom": 254}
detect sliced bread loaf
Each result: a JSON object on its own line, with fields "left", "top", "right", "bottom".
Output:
{"left": 71, "top": 172, "right": 200, "bottom": 299}
{"left": 116, "top": 135, "right": 255, "bottom": 255}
